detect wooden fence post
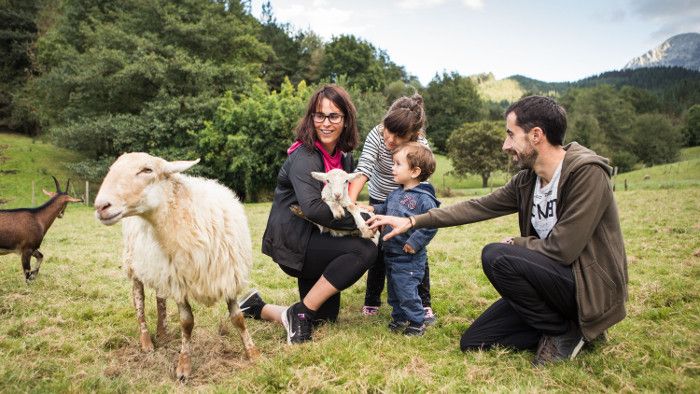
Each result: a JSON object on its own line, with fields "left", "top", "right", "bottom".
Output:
{"left": 85, "top": 180, "right": 90, "bottom": 206}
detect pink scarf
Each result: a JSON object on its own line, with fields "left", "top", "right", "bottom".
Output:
{"left": 287, "top": 140, "right": 343, "bottom": 172}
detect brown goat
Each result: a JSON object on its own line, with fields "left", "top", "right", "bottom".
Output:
{"left": 0, "top": 176, "right": 82, "bottom": 281}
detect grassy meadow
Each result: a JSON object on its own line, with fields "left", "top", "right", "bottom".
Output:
{"left": 1, "top": 133, "right": 699, "bottom": 392}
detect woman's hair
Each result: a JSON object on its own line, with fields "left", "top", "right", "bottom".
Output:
{"left": 294, "top": 84, "right": 359, "bottom": 152}
{"left": 382, "top": 93, "right": 426, "bottom": 141}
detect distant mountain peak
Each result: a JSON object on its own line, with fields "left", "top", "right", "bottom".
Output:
{"left": 624, "top": 32, "right": 700, "bottom": 71}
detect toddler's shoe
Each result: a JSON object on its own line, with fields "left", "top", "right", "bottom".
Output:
{"left": 423, "top": 307, "right": 437, "bottom": 325}
{"left": 362, "top": 305, "right": 380, "bottom": 316}
{"left": 404, "top": 323, "right": 426, "bottom": 336}
{"left": 388, "top": 320, "right": 408, "bottom": 333}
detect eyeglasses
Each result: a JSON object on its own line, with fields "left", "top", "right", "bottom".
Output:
{"left": 313, "top": 112, "right": 344, "bottom": 124}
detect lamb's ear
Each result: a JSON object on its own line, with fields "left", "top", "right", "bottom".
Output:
{"left": 311, "top": 171, "right": 327, "bottom": 182}
{"left": 164, "top": 158, "right": 200, "bottom": 175}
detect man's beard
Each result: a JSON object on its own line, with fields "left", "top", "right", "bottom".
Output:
{"left": 516, "top": 145, "right": 538, "bottom": 170}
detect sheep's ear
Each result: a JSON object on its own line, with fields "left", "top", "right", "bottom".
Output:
{"left": 311, "top": 172, "right": 327, "bottom": 182}
{"left": 164, "top": 158, "right": 200, "bottom": 175}
{"left": 42, "top": 189, "right": 56, "bottom": 197}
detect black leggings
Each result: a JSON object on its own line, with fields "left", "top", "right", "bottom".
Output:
{"left": 460, "top": 243, "right": 577, "bottom": 351}
{"left": 280, "top": 230, "right": 377, "bottom": 322}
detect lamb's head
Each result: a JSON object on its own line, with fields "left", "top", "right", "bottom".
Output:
{"left": 311, "top": 169, "right": 362, "bottom": 204}
{"left": 94, "top": 152, "right": 199, "bottom": 225}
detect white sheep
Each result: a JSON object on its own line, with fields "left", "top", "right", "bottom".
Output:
{"left": 93, "top": 152, "right": 258, "bottom": 381}
{"left": 309, "top": 169, "right": 378, "bottom": 243}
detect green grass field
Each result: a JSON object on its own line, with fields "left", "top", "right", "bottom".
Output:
{"left": 1, "top": 133, "right": 699, "bottom": 392}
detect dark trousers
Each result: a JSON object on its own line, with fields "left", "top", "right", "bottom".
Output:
{"left": 364, "top": 198, "right": 432, "bottom": 308}
{"left": 460, "top": 243, "right": 577, "bottom": 352}
{"left": 281, "top": 230, "right": 376, "bottom": 323}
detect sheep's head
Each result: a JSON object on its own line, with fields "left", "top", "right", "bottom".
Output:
{"left": 94, "top": 152, "right": 199, "bottom": 225}
{"left": 311, "top": 169, "right": 361, "bottom": 203}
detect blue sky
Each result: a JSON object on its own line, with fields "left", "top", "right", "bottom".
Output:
{"left": 250, "top": 0, "right": 700, "bottom": 84}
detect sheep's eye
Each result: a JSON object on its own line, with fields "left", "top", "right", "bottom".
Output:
{"left": 138, "top": 168, "right": 153, "bottom": 175}
{"left": 344, "top": 180, "right": 349, "bottom": 184}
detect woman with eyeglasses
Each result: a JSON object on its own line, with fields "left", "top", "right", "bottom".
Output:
{"left": 237, "top": 84, "right": 377, "bottom": 344}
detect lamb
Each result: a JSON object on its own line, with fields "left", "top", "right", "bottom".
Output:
{"left": 290, "top": 169, "right": 378, "bottom": 244}
{"left": 93, "top": 152, "right": 258, "bottom": 381}
{"left": 0, "top": 176, "right": 82, "bottom": 281}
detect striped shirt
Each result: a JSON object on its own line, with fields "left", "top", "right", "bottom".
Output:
{"left": 354, "top": 124, "right": 430, "bottom": 201}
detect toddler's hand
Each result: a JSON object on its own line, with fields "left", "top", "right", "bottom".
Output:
{"left": 403, "top": 244, "right": 416, "bottom": 254}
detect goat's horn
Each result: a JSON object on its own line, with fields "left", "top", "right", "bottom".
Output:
{"left": 51, "top": 175, "right": 61, "bottom": 193}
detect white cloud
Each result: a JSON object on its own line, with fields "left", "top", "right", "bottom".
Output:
{"left": 274, "top": 3, "right": 364, "bottom": 40}
{"left": 461, "top": 0, "right": 484, "bottom": 10}
{"left": 396, "top": 0, "right": 447, "bottom": 10}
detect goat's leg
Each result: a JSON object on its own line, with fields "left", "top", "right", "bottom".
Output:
{"left": 21, "top": 250, "right": 33, "bottom": 282}
{"left": 156, "top": 297, "right": 168, "bottom": 341}
{"left": 346, "top": 204, "right": 375, "bottom": 239}
{"left": 132, "top": 279, "right": 154, "bottom": 352}
{"left": 175, "top": 300, "right": 194, "bottom": 381}
{"left": 227, "top": 298, "right": 260, "bottom": 361}
{"left": 27, "top": 250, "right": 43, "bottom": 280}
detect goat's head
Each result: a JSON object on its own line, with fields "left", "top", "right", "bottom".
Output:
{"left": 43, "top": 176, "right": 83, "bottom": 217}
{"left": 311, "top": 169, "right": 362, "bottom": 203}
{"left": 93, "top": 152, "right": 199, "bottom": 225}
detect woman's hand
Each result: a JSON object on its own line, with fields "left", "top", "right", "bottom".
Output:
{"left": 366, "top": 215, "right": 412, "bottom": 241}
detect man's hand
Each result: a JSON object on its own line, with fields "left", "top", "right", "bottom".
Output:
{"left": 403, "top": 244, "right": 416, "bottom": 254}
{"left": 366, "top": 215, "right": 412, "bottom": 241}
{"left": 501, "top": 236, "right": 514, "bottom": 245}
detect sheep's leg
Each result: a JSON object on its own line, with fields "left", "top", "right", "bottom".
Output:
{"left": 175, "top": 300, "right": 194, "bottom": 381}
{"left": 132, "top": 279, "right": 154, "bottom": 352}
{"left": 346, "top": 204, "right": 375, "bottom": 239}
{"left": 156, "top": 297, "right": 168, "bottom": 341}
{"left": 27, "top": 250, "right": 43, "bottom": 280}
{"left": 227, "top": 298, "right": 260, "bottom": 361}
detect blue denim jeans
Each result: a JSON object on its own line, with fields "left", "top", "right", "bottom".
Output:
{"left": 385, "top": 252, "right": 426, "bottom": 325}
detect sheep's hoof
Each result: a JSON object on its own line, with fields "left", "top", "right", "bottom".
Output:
{"left": 25, "top": 270, "right": 39, "bottom": 282}
{"left": 246, "top": 346, "right": 261, "bottom": 361}
{"left": 139, "top": 332, "right": 155, "bottom": 352}
{"left": 176, "top": 353, "right": 191, "bottom": 381}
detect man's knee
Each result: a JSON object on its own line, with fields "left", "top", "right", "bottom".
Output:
{"left": 481, "top": 243, "right": 510, "bottom": 277}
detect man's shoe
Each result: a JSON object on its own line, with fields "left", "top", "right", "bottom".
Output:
{"left": 281, "top": 303, "right": 313, "bottom": 344}
{"left": 532, "top": 324, "right": 585, "bottom": 366}
{"left": 238, "top": 290, "right": 265, "bottom": 320}
{"left": 423, "top": 307, "right": 437, "bottom": 326}
{"left": 388, "top": 320, "right": 408, "bottom": 333}
{"left": 403, "top": 323, "right": 426, "bottom": 336}
{"left": 584, "top": 330, "right": 608, "bottom": 349}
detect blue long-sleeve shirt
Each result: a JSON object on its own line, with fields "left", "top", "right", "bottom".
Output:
{"left": 373, "top": 182, "right": 440, "bottom": 255}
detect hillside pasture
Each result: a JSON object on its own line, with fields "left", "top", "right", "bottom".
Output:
{"left": 1, "top": 134, "right": 699, "bottom": 391}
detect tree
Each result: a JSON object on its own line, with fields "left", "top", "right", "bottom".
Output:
{"left": 321, "top": 34, "right": 407, "bottom": 91}
{"left": 631, "top": 113, "right": 682, "bottom": 166}
{"left": 447, "top": 121, "right": 508, "bottom": 187}
{"left": 0, "top": 0, "right": 43, "bottom": 134}
{"left": 424, "top": 71, "right": 482, "bottom": 153}
{"left": 683, "top": 104, "right": 700, "bottom": 147}
{"left": 193, "top": 78, "right": 310, "bottom": 202}
{"left": 30, "top": 0, "right": 269, "bottom": 163}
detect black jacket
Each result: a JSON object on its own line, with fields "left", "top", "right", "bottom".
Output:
{"left": 262, "top": 145, "right": 358, "bottom": 271}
